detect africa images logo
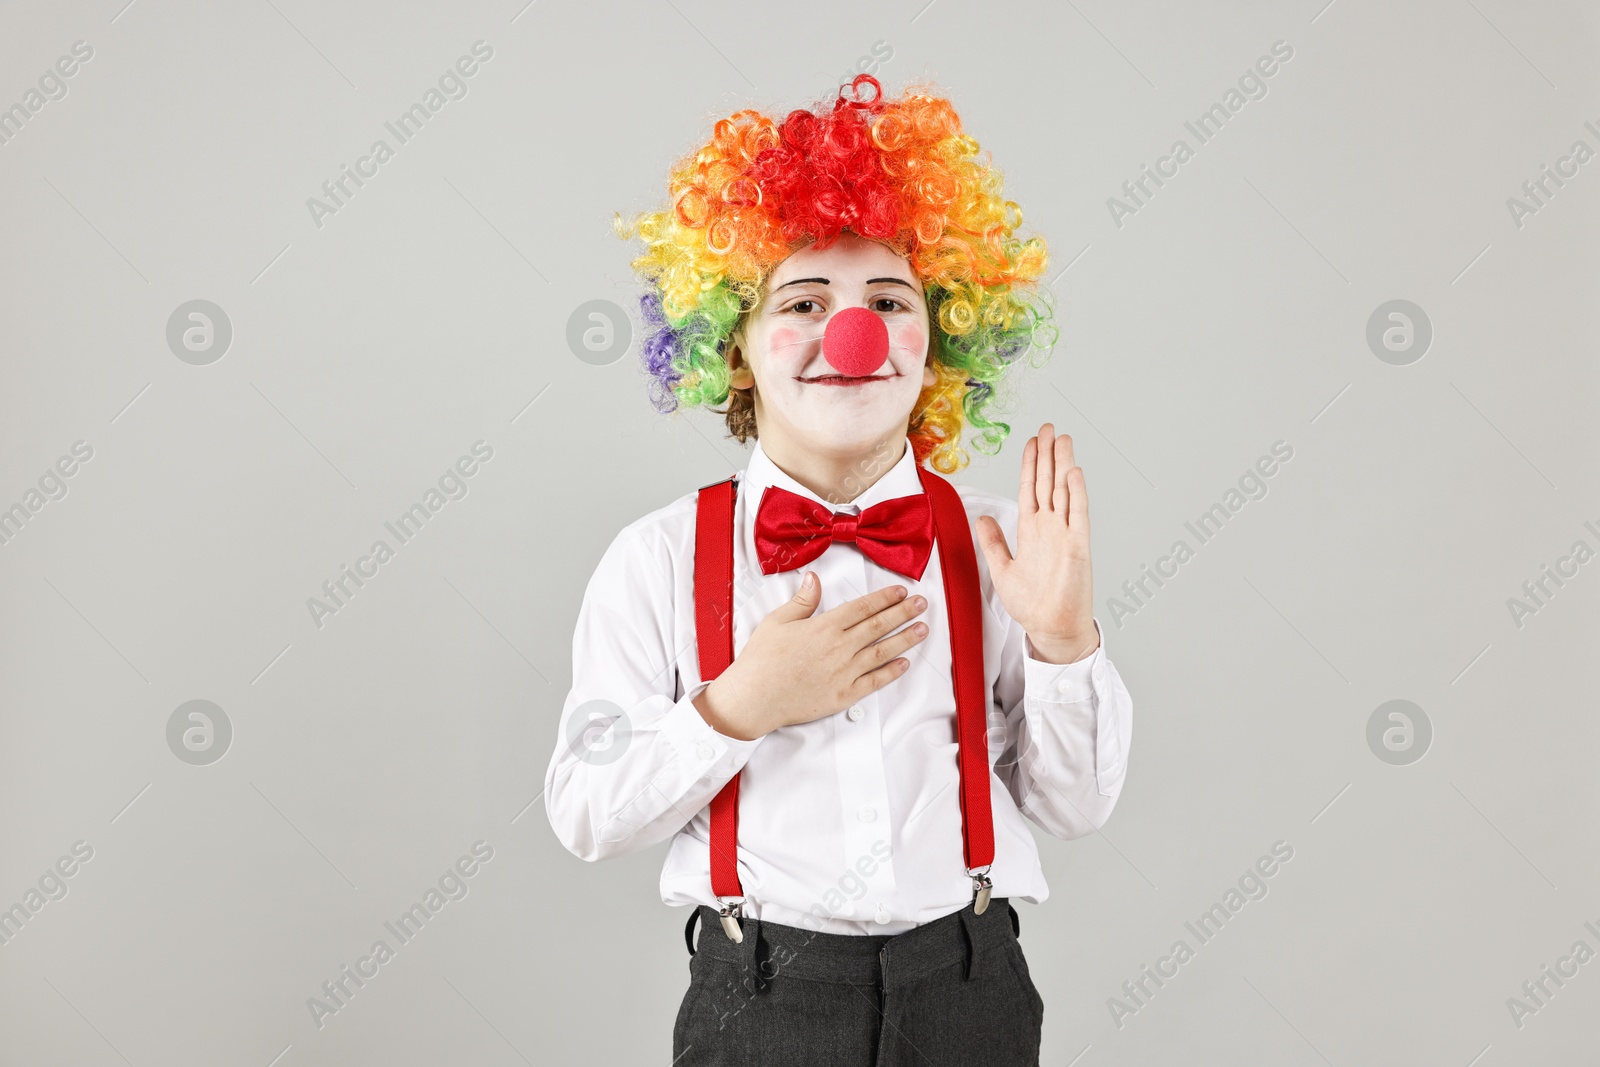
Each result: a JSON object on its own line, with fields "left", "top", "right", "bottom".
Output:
{"left": 305, "top": 441, "right": 494, "bottom": 630}
{"left": 305, "top": 841, "right": 495, "bottom": 1030}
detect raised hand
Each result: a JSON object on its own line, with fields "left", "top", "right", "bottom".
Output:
{"left": 975, "top": 422, "right": 1098, "bottom": 665}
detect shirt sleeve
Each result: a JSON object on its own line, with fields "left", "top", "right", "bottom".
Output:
{"left": 544, "top": 522, "right": 764, "bottom": 862}
{"left": 990, "top": 601, "right": 1133, "bottom": 840}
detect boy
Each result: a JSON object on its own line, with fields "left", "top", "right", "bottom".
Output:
{"left": 545, "top": 76, "right": 1133, "bottom": 1066}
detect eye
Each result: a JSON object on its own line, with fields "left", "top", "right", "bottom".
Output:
{"left": 784, "top": 298, "right": 823, "bottom": 314}
{"left": 871, "top": 297, "right": 908, "bottom": 313}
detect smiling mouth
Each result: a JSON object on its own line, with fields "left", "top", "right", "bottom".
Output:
{"left": 797, "top": 373, "right": 896, "bottom": 384}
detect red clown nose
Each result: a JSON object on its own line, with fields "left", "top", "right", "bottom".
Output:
{"left": 822, "top": 307, "right": 890, "bottom": 378}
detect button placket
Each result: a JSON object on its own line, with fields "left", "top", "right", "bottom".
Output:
{"left": 831, "top": 550, "right": 900, "bottom": 907}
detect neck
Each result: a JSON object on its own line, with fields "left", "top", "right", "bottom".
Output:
{"left": 759, "top": 430, "right": 910, "bottom": 506}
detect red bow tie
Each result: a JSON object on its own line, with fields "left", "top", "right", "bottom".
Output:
{"left": 753, "top": 484, "right": 935, "bottom": 582}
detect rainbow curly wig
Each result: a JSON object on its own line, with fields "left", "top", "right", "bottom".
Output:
{"left": 613, "top": 74, "right": 1057, "bottom": 474}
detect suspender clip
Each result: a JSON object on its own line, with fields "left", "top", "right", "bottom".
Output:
{"left": 967, "top": 867, "right": 993, "bottom": 915}
{"left": 718, "top": 898, "right": 745, "bottom": 943}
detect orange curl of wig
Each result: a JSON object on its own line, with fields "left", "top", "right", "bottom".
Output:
{"left": 613, "top": 74, "right": 1058, "bottom": 474}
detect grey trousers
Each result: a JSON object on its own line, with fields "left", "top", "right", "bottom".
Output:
{"left": 673, "top": 898, "right": 1043, "bottom": 1066}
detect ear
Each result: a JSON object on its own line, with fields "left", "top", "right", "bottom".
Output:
{"left": 727, "top": 331, "right": 755, "bottom": 390}
{"left": 922, "top": 351, "right": 937, "bottom": 389}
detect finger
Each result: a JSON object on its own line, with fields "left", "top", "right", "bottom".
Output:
{"left": 1068, "top": 464, "right": 1089, "bottom": 534}
{"left": 1034, "top": 423, "right": 1055, "bottom": 516}
{"left": 1053, "top": 434, "right": 1073, "bottom": 514}
{"left": 847, "top": 591, "right": 928, "bottom": 643}
{"left": 1019, "top": 435, "right": 1039, "bottom": 514}
{"left": 770, "top": 570, "right": 823, "bottom": 620}
{"left": 826, "top": 584, "right": 907, "bottom": 627}
{"left": 975, "top": 514, "right": 1012, "bottom": 574}
{"left": 854, "top": 616, "right": 931, "bottom": 671}
{"left": 850, "top": 656, "right": 913, "bottom": 701}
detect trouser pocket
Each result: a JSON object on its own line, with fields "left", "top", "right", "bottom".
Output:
{"left": 672, "top": 955, "right": 711, "bottom": 1057}
{"left": 1002, "top": 940, "right": 1045, "bottom": 1025}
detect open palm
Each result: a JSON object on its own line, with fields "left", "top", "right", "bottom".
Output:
{"left": 975, "top": 423, "right": 1098, "bottom": 664}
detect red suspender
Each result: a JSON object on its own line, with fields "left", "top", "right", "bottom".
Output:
{"left": 692, "top": 478, "right": 744, "bottom": 899}
{"left": 915, "top": 465, "right": 997, "bottom": 875}
{"left": 692, "top": 467, "right": 995, "bottom": 915}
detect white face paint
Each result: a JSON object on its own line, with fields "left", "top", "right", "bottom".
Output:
{"left": 728, "top": 231, "right": 936, "bottom": 461}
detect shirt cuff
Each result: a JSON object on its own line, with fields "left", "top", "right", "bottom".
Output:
{"left": 1023, "top": 618, "right": 1106, "bottom": 703}
{"left": 658, "top": 679, "right": 765, "bottom": 777}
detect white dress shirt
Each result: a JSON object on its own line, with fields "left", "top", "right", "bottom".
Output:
{"left": 544, "top": 435, "right": 1133, "bottom": 935}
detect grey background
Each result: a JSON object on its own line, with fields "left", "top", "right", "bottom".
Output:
{"left": 1, "top": 0, "right": 1595, "bottom": 1063}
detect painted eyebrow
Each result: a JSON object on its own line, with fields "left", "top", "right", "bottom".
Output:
{"left": 771, "top": 276, "right": 919, "bottom": 291}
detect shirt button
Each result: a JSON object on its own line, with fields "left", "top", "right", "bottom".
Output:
{"left": 695, "top": 741, "right": 715, "bottom": 760}
{"left": 874, "top": 903, "right": 891, "bottom": 924}
{"left": 857, "top": 806, "right": 877, "bottom": 822}
{"left": 846, "top": 706, "right": 864, "bottom": 722}
{"left": 1093, "top": 663, "right": 1106, "bottom": 684}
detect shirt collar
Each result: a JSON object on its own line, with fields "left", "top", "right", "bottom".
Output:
{"left": 739, "top": 435, "right": 924, "bottom": 513}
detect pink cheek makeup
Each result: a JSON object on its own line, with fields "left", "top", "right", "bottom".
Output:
{"left": 889, "top": 323, "right": 926, "bottom": 362}
{"left": 767, "top": 326, "right": 814, "bottom": 367}
{"left": 766, "top": 312, "right": 923, "bottom": 389}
